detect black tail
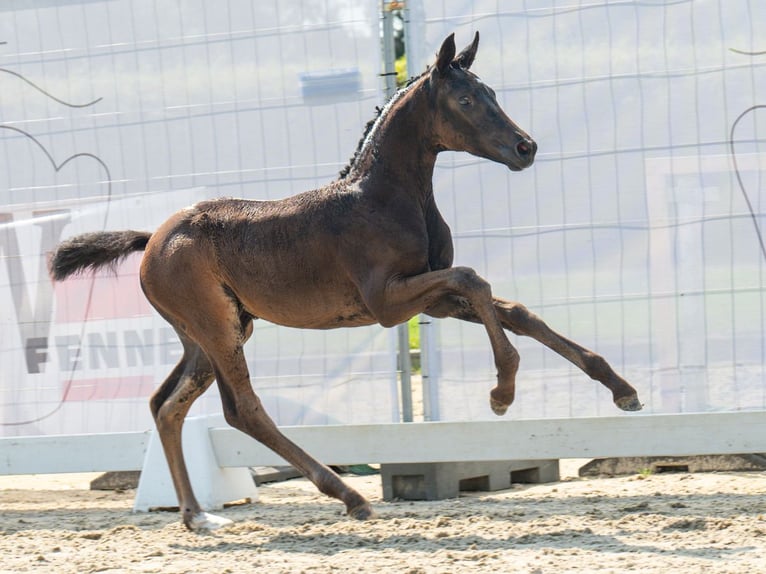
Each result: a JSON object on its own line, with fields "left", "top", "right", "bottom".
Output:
{"left": 49, "top": 230, "right": 152, "bottom": 281}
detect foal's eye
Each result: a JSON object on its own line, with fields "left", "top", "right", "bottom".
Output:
{"left": 459, "top": 96, "right": 472, "bottom": 106}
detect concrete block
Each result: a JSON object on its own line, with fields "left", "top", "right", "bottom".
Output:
{"left": 579, "top": 454, "right": 766, "bottom": 477}
{"left": 251, "top": 466, "right": 303, "bottom": 485}
{"left": 380, "top": 459, "right": 560, "bottom": 501}
{"left": 90, "top": 471, "right": 141, "bottom": 491}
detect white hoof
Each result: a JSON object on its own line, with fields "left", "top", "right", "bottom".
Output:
{"left": 188, "top": 512, "right": 233, "bottom": 531}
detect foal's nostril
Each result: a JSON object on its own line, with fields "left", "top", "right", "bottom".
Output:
{"left": 515, "top": 139, "right": 534, "bottom": 158}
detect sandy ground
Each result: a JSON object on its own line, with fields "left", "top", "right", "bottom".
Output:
{"left": 1, "top": 462, "right": 765, "bottom": 574}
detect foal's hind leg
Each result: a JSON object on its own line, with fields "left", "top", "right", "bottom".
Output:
{"left": 186, "top": 289, "right": 374, "bottom": 523}
{"left": 427, "top": 295, "right": 642, "bottom": 413}
{"left": 209, "top": 347, "right": 374, "bottom": 520}
{"left": 149, "top": 336, "right": 225, "bottom": 530}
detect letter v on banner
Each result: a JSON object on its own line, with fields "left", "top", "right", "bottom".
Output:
{"left": 0, "top": 209, "right": 71, "bottom": 374}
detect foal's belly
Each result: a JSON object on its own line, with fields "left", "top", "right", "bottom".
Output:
{"left": 234, "top": 279, "right": 379, "bottom": 330}
{"left": 261, "top": 307, "right": 380, "bottom": 330}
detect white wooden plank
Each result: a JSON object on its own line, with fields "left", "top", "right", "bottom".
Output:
{"left": 0, "top": 431, "right": 151, "bottom": 475}
{"left": 3, "top": 412, "right": 765, "bottom": 477}
{"left": 209, "top": 412, "right": 766, "bottom": 467}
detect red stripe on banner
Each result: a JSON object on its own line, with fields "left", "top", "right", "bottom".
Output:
{"left": 54, "top": 253, "right": 153, "bottom": 322}
{"left": 63, "top": 375, "right": 156, "bottom": 401}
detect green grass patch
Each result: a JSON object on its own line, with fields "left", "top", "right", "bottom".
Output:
{"left": 408, "top": 316, "right": 420, "bottom": 350}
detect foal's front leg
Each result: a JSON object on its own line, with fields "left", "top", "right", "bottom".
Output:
{"left": 363, "top": 266, "right": 520, "bottom": 412}
{"left": 426, "top": 295, "right": 642, "bottom": 413}
{"left": 492, "top": 297, "right": 642, "bottom": 411}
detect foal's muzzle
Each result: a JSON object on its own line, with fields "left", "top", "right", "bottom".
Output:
{"left": 514, "top": 138, "right": 537, "bottom": 164}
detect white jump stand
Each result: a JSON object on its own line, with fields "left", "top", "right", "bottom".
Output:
{"left": 133, "top": 415, "right": 258, "bottom": 512}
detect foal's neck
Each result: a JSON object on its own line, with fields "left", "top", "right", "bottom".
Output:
{"left": 348, "top": 77, "right": 437, "bottom": 203}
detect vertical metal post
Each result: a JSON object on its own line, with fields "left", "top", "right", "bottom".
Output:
{"left": 419, "top": 313, "right": 438, "bottom": 421}
{"left": 397, "top": 322, "right": 413, "bottom": 423}
{"left": 381, "top": 2, "right": 412, "bottom": 422}
{"left": 381, "top": 3, "right": 398, "bottom": 99}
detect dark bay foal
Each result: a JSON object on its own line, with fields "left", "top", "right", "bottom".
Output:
{"left": 50, "top": 32, "right": 641, "bottom": 530}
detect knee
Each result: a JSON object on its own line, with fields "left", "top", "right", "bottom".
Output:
{"left": 153, "top": 401, "right": 183, "bottom": 433}
{"left": 221, "top": 393, "right": 269, "bottom": 436}
{"left": 507, "top": 301, "right": 529, "bottom": 322}
{"left": 452, "top": 266, "right": 490, "bottom": 297}
{"left": 502, "top": 302, "right": 536, "bottom": 335}
{"left": 222, "top": 408, "right": 242, "bottom": 431}
{"left": 149, "top": 394, "right": 163, "bottom": 421}
{"left": 426, "top": 295, "right": 468, "bottom": 319}
{"left": 222, "top": 404, "right": 258, "bottom": 436}
{"left": 221, "top": 390, "right": 245, "bottom": 430}
{"left": 150, "top": 389, "right": 177, "bottom": 424}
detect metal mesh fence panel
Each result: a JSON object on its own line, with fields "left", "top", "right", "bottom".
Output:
{"left": 0, "top": 1, "right": 399, "bottom": 436}
{"left": 413, "top": 0, "right": 766, "bottom": 420}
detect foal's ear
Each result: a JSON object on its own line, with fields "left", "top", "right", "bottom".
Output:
{"left": 435, "top": 33, "right": 456, "bottom": 75}
{"left": 455, "top": 31, "right": 480, "bottom": 70}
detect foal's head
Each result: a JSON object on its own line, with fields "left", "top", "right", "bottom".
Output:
{"left": 427, "top": 32, "right": 536, "bottom": 171}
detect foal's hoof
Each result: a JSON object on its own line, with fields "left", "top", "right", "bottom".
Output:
{"left": 348, "top": 502, "right": 376, "bottom": 520}
{"left": 187, "top": 511, "right": 233, "bottom": 531}
{"left": 615, "top": 394, "right": 643, "bottom": 412}
{"left": 490, "top": 397, "right": 510, "bottom": 416}
{"left": 489, "top": 386, "right": 514, "bottom": 416}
